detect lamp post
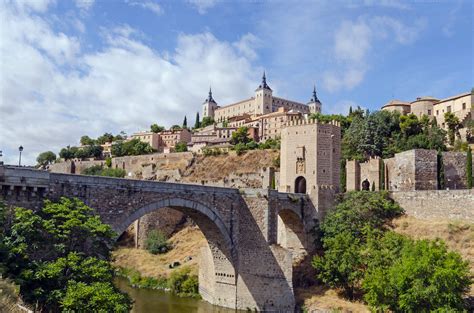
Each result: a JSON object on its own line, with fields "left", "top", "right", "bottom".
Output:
{"left": 18, "top": 146, "right": 23, "bottom": 166}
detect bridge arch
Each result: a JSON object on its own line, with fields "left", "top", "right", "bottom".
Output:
{"left": 114, "top": 197, "right": 237, "bottom": 308}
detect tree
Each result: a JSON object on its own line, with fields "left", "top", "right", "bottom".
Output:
{"left": 230, "top": 127, "right": 251, "bottom": 145}
{"left": 201, "top": 116, "right": 215, "bottom": 128}
{"left": 36, "top": 151, "right": 56, "bottom": 167}
{"left": 145, "top": 230, "right": 171, "bottom": 255}
{"left": 82, "top": 165, "right": 126, "bottom": 178}
{"left": 150, "top": 124, "right": 165, "bottom": 133}
{"left": 313, "top": 191, "right": 403, "bottom": 296}
{"left": 80, "top": 136, "right": 95, "bottom": 146}
{"left": 96, "top": 133, "right": 114, "bottom": 144}
{"left": 59, "top": 146, "right": 78, "bottom": 160}
{"left": 363, "top": 233, "right": 470, "bottom": 312}
{"left": 467, "top": 147, "right": 472, "bottom": 188}
{"left": 174, "top": 142, "right": 188, "bottom": 152}
{"left": 400, "top": 114, "right": 421, "bottom": 138}
{"left": 0, "top": 198, "right": 131, "bottom": 311}
{"left": 171, "top": 125, "right": 182, "bottom": 131}
{"left": 111, "top": 139, "right": 153, "bottom": 157}
{"left": 444, "top": 112, "right": 461, "bottom": 145}
{"left": 182, "top": 116, "right": 187, "bottom": 128}
{"left": 194, "top": 112, "right": 200, "bottom": 129}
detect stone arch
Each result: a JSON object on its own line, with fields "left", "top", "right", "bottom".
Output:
{"left": 114, "top": 197, "right": 237, "bottom": 308}
{"left": 277, "top": 209, "right": 309, "bottom": 263}
{"left": 294, "top": 176, "right": 306, "bottom": 194}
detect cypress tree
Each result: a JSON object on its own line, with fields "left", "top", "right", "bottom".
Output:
{"left": 379, "top": 159, "right": 385, "bottom": 191}
{"left": 340, "top": 159, "right": 347, "bottom": 193}
{"left": 349, "top": 106, "right": 353, "bottom": 115}
{"left": 183, "top": 116, "right": 187, "bottom": 128}
{"left": 467, "top": 147, "right": 472, "bottom": 189}
{"left": 437, "top": 151, "right": 445, "bottom": 190}
{"left": 371, "top": 181, "right": 376, "bottom": 191}
{"left": 194, "top": 112, "right": 200, "bottom": 129}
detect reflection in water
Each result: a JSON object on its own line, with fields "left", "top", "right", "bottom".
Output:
{"left": 115, "top": 277, "right": 240, "bottom": 313}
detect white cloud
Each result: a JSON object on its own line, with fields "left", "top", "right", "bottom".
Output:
{"left": 0, "top": 2, "right": 258, "bottom": 165}
{"left": 11, "top": 0, "right": 55, "bottom": 13}
{"left": 75, "top": 0, "right": 95, "bottom": 10}
{"left": 127, "top": 0, "right": 163, "bottom": 15}
{"left": 187, "top": 0, "right": 218, "bottom": 14}
{"left": 323, "top": 16, "right": 426, "bottom": 92}
{"left": 326, "top": 100, "right": 364, "bottom": 115}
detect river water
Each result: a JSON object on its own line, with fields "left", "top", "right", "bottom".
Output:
{"left": 115, "top": 277, "right": 242, "bottom": 313}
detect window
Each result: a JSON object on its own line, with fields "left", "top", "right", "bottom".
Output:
{"left": 436, "top": 110, "right": 439, "bottom": 115}
{"left": 447, "top": 106, "right": 452, "bottom": 113}
{"left": 427, "top": 110, "right": 431, "bottom": 115}
{"left": 462, "top": 103, "right": 466, "bottom": 110}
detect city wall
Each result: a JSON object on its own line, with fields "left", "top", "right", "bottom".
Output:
{"left": 390, "top": 189, "right": 474, "bottom": 222}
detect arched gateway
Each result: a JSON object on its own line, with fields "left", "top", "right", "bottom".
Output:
{"left": 0, "top": 166, "right": 323, "bottom": 311}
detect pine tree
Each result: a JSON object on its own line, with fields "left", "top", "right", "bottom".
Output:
{"left": 194, "top": 112, "right": 200, "bottom": 129}
{"left": 183, "top": 116, "right": 187, "bottom": 128}
{"left": 467, "top": 147, "right": 472, "bottom": 189}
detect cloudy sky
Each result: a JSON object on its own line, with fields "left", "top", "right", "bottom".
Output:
{"left": 0, "top": 0, "right": 472, "bottom": 165}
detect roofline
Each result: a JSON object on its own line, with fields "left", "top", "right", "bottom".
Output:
{"left": 433, "top": 92, "right": 471, "bottom": 105}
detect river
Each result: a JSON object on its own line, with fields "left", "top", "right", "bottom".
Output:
{"left": 115, "top": 277, "right": 243, "bottom": 313}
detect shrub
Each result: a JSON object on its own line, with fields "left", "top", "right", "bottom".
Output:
{"left": 175, "top": 142, "right": 188, "bottom": 152}
{"left": 362, "top": 233, "right": 471, "bottom": 312}
{"left": 82, "top": 165, "right": 126, "bottom": 178}
{"left": 145, "top": 230, "right": 171, "bottom": 255}
{"left": 167, "top": 267, "right": 200, "bottom": 297}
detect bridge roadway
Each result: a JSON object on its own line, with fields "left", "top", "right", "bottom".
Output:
{"left": 0, "top": 165, "right": 321, "bottom": 311}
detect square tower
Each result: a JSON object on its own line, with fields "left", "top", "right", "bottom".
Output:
{"left": 279, "top": 119, "right": 341, "bottom": 213}
{"left": 254, "top": 71, "right": 273, "bottom": 115}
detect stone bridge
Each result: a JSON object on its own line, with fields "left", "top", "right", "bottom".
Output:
{"left": 0, "top": 165, "right": 323, "bottom": 311}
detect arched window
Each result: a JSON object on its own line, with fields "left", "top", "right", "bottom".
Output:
{"left": 295, "top": 176, "right": 306, "bottom": 194}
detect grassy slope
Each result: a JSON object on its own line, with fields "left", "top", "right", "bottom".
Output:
{"left": 112, "top": 225, "right": 206, "bottom": 278}
{"left": 0, "top": 278, "right": 22, "bottom": 313}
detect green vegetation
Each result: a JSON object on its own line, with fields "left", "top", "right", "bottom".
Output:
{"left": 150, "top": 124, "right": 165, "bottom": 133}
{"left": 168, "top": 267, "right": 200, "bottom": 298}
{"left": 444, "top": 112, "right": 461, "bottom": 145}
{"left": 82, "top": 165, "right": 126, "bottom": 178}
{"left": 194, "top": 112, "right": 200, "bottom": 129}
{"left": 201, "top": 116, "right": 215, "bottom": 128}
{"left": 59, "top": 144, "right": 103, "bottom": 160}
{"left": 0, "top": 198, "right": 131, "bottom": 312}
{"left": 116, "top": 267, "right": 168, "bottom": 289}
{"left": 230, "top": 126, "right": 251, "bottom": 145}
{"left": 36, "top": 151, "right": 56, "bottom": 167}
{"left": 182, "top": 116, "right": 187, "bottom": 128}
{"left": 145, "top": 230, "right": 171, "bottom": 254}
{"left": 312, "top": 191, "right": 471, "bottom": 311}
{"left": 340, "top": 110, "right": 447, "bottom": 161}
{"left": 111, "top": 138, "right": 154, "bottom": 157}
{"left": 174, "top": 142, "right": 188, "bottom": 152}
{"left": 467, "top": 147, "right": 472, "bottom": 188}
{"left": 116, "top": 266, "right": 200, "bottom": 298}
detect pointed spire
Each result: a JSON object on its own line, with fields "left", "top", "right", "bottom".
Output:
{"left": 256, "top": 70, "right": 271, "bottom": 90}
{"left": 310, "top": 84, "right": 320, "bottom": 103}
{"left": 205, "top": 85, "right": 215, "bottom": 103}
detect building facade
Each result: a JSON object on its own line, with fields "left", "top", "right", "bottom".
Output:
{"left": 131, "top": 128, "right": 192, "bottom": 152}
{"left": 381, "top": 91, "right": 473, "bottom": 140}
{"left": 202, "top": 73, "right": 321, "bottom": 122}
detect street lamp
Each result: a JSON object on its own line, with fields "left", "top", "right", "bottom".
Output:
{"left": 18, "top": 146, "right": 23, "bottom": 166}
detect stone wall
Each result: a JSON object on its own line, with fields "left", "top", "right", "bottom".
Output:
{"left": 390, "top": 189, "right": 474, "bottom": 222}
{"left": 442, "top": 151, "right": 469, "bottom": 189}
{"left": 349, "top": 149, "right": 473, "bottom": 192}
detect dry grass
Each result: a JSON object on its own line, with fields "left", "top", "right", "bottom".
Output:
{"left": 112, "top": 225, "right": 206, "bottom": 278}
{"left": 298, "top": 286, "right": 369, "bottom": 313}
{"left": 0, "top": 278, "right": 22, "bottom": 313}
{"left": 182, "top": 149, "right": 279, "bottom": 183}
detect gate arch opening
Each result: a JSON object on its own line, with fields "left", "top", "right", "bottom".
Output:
{"left": 114, "top": 198, "right": 236, "bottom": 308}
{"left": 294, "top": 176, "right": 306, "bottom": 194}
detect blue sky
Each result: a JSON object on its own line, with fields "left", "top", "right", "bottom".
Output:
{"left": 0, "top": 0, "right": 472, "bottom": 165}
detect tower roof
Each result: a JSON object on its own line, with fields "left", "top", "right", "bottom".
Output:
{"left": 204, "top": 86, "right": 217, "bottom": 104}
{"left": 256, "top": 71, "right": 272, "bottom": 91}
{"left": 308, "top": 85, "right": 321, "bottom": 104}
